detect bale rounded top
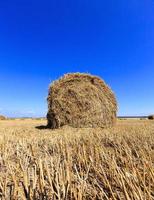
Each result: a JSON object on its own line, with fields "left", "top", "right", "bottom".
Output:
{"left": 47, "top": 73, "right": 117, "bottom": 129}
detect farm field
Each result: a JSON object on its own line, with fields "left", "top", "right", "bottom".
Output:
{"left": 0, "top": 119, "right": 154, "bottom": 199}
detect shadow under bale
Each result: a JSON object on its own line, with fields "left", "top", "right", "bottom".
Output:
{"left": 35, "top": 125, "right": 49, "bottom": 130}
{"left": 47, "top": 73, "right": 117, "bottom": 129}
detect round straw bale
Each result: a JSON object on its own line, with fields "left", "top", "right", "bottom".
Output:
{"left": 47, "top": 73, "right": 117, "bottom": 129}
{"left": 0, "top": 115, "right": 6, "bottom": 120}
{"left": 148, "top": 115, "right": 154, "bottom": 120}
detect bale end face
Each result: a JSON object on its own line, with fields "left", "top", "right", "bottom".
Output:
{"left": 47, "top": 73, "right": 117, "bottom": 129}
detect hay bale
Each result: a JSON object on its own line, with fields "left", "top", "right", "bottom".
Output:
{"left": 148, "top": 115, "right": 154, "bottom": 120}
{"left": 0, "top": 115, "right": 6, "bottom": 120}
{"left": 47, "top": 73, "right": 117, "bottom": 129}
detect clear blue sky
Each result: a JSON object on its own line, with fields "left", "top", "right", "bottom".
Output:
{"left": 0, "top": 0, "right": 154, "bottom": 117}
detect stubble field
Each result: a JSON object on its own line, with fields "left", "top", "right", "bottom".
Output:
{"left": 0, "top": 119, "right": 154, "bottom": 199}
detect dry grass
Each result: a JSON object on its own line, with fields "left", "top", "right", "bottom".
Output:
{"left": 0, "top": 119, "right": 154, "bottom": 199}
